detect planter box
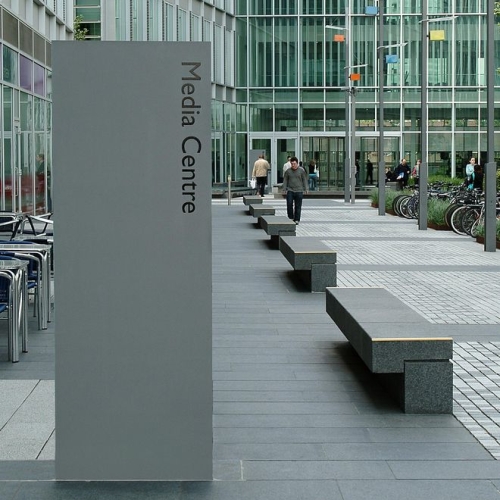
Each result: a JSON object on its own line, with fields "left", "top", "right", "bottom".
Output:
{"left": 428, "top": 222, "right": 450, "bottom": 231}
{"left": 476, "top": 236, "right": 500, "bottom": 249}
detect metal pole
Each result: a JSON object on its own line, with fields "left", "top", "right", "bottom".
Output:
{"left": 344, "top": 7, "right": 351, "bottom": 203}
{"left": 378, "top": 0, "right": 385, "bottom": 216}
{"left": 227, "top": 175, "right": 231, "bottom": 206}
{"left": 350, "top": 88, "right": 356, "bottom": 204}
{"left": 418, "top": 0, "right": 428, "bottom": 230}
{"left": 484, "top": 0, "right": 496, "bottom": 252}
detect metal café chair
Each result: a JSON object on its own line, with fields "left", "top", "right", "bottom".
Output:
{"left": 0, "top": 241, "right": 51, "bottom": 329}
{"left": 0, "top": 212, "right": 25, "bottom": 241}
{"left": 0, "top": 257, "right": 28, "bottom": 362}
{"left": 0, "top": 251, "right": 40, "bottom": 326}
{"left": 24, "top": 213, "right": 53, "bottom": 238}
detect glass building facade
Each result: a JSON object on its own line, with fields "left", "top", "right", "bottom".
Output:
{"left": 0, "top": 1, "right": 72, "bottom": 214}
{"left": 2, "top": 0, "right": 488, "bottom": 199}
{"left": 75, "top": 0, "right": 499, "bottom": 190}
{"left": 235, "top": 0, "right": 500, "bottom": 188}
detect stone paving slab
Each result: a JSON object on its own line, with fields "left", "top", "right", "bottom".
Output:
{"left": 1, "top": 197, "right": 500, "bottom": 500}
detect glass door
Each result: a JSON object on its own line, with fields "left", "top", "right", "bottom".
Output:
{"left": 212, "top": 133, "right": 223, "bottom": 184}
{"left": 327, "top": 137, "right": 345, "bottom": 190}
{"left": 250, "top": 136, "right": 298, "bottom": 191}
{"left": 276, "top": 138, "right": 297, "bottom": 184}
{"left": 301, "top": 136, "right": 345, "bottom": 190}
{"left": 356, "top": 135, "right": 400, "bottom": 188}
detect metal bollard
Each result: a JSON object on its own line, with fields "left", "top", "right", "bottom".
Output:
{"left": 227, "top": 175, "right": 231, "bottom": 205}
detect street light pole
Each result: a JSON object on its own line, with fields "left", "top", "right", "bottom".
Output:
{"left": 419, "top": 0, "right": 429, "bottom": 231}
{"left": 345, "top": 9, "right": 352, "bottom": 203}
{"left": 419, "top": 13, "right": 456, "bottom": 231}
{"left": 326, "top": 22, "right": 351, "bottom": 203}
{"left": 484, "top": 0, "right": 496, "bottom": 252}
{"left": 378, "top": 0, "right": 385, "bottom": 216}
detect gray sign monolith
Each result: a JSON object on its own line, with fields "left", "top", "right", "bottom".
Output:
{"left": 53, "top": 42, "right": 212, "bottom": 480}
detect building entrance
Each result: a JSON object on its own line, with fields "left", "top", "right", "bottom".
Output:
{"left": 301, "top": 137, "right": 345, "bottom": 190}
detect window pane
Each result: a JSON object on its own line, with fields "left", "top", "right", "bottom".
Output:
{"left": 34, "top": 63, "right": 45, "bottom": 96}
{"left": 3, "top": 46, "right": 17, "bottom": 84}
{"left": 76, "top": 8, "right": 101, "bottom": 21}
{"left": 20, "top": 55, "right": 33, "bottom": 91}
{"left": 249, "top": 18, "right": 272, "bottom": 87}
{"left": 75, "top": 0, "right": 100, "bottom": 5}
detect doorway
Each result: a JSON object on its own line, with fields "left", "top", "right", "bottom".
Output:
{"left": 301, "top": 137, "right": 345, "bottom": 190}
{"left": 250, "top": 136, "right": 298, "bottom": 189}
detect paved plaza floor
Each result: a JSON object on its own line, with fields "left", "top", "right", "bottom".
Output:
{"left": 1, "top": 197, "right": 500, "bottom": 499}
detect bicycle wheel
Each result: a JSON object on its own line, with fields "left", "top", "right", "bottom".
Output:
{"left": 470, "top": 215, "right": 483, "bottom": 238}
{"left": 392, "top": 195, "right": 406, "bottom": 216}
{"left": 444, "top": 203, "right": 461, "bottom": 228}
{"left": 450, "top": 206, "right": 470, "bottom": 236}
{"left": 461, "top": 207, "right": 481, "bottom": 236}
{"left": 399, "top": 197, "right": 413, "bottom": 219}
{"left": 406, "top": 196, "right": 419, "bottom": 219}
{"left": 395, "top": 196, "right": 410, "bottom": 217}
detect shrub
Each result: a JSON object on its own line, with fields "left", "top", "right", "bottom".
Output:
{"left": 427, "top": 198, "right": 450, "bottom": 226}
{"left": 369, "top": 188, "right": 398, "bottom": 211}
{"left": 385, "top": 189, "right": 399, "bottom": 211}
{"left": 428, "top": 175, "right": 463, "bottom": 186}
{"left": 475, "top": 219, "right": 500, "bottom": 240}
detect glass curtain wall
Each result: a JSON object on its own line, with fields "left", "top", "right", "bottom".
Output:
{"left": 236, "top": 0, "right": 499, "bottom": 188}
{"left": 1, "top": 9, "right": 52, "bottom": 214}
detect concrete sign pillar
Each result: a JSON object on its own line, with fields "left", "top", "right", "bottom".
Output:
{"left": 53, "top": 42, "right": 212, "bottom": 480}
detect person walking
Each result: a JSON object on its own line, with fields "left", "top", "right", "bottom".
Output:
{"left": 282, "top": 156, "right": 308, "bottom": 224}
{"left": 251, "top": 154, "right": 271, "bottom": 197}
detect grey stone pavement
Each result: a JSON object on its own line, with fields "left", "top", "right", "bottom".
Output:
{"left": 1, "top": 196, "right": 500, "bottom": 499}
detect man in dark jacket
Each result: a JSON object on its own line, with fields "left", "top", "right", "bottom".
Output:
{"left": 282, "top": 156, "right": 308, "bottom": 224}
{"left": 394, "top": 159, "right": 410, "bottom": 190}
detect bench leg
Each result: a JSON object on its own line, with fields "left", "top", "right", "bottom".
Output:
{"left": 310, "top": 263, "right": 337, "bottom": 292}
{"left": 403, "top": 360, "right": 453, "bottom": 414}
{"left": 270, "top": 231, "right": 295, "bottom": 249}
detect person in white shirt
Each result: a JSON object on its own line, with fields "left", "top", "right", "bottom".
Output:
{"left": 251, "top": 154, "right": 271, "bottom": 197}
{"left": 282, "top": 156, "right": 291, "bottom": 178}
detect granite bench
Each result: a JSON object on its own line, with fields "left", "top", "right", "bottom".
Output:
{"left": 325, "top": 287, "right": 453, "bottom": 414}
{"left": 279, "top": 236, "right": 337, "bottom": 292}
{"left": 259, "top": 216, "right": 296, "bottom": 248}
{"left": 242, "top": 195, "right": 263, "bottom": 206}
{"left": 249, "top": 204, "right": 275, "bottom": 217}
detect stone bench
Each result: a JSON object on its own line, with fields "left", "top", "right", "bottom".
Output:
{"left": 243, "top": 195, "right": 263, "bottom": 206}
{"left": 259, "top": 216, "right": 296, "bottom": 248}
{"left": 249, "top": 204, "right": 275, "bottom": 217}
{"left": 325, "top": 287, "right": 453, "bottom": 414}
{"left": 279, "top": 236, "right": 337, "bottom": 292}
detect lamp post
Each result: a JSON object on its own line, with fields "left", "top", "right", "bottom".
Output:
{"left": 346, "top": 64, "right": 368, "bottom": 205}
{"left": 366, "top": 3, "right": 405, "bottom": 216}
{"left": 419, "top": 11, "right": 456, "bottom": 230}
{"left": 377, "top": 42, "right": 407, "bottom": 215}
{"left": 484, "top": 0, "right": 496, "bottom": 252}
{"left": 377, "top": 1, "right": 385, "bottom": 216}
{"left": 326, "top": 22, "right": 352, "bottom": 203}
{"left": 327, "top": 14, "right": 365, "bottom": 204}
